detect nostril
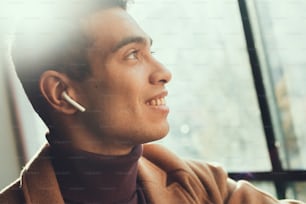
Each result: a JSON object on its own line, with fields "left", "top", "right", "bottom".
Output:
{"left": 159, "top": 79, "right": 168, "bottom": 84}
{"left": 151, "top": 69, "right": 171, "bottom": 85}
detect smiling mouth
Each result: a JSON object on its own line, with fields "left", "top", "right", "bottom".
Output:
{"left": 146, "top": 97, "right": 166, "bottom": 106}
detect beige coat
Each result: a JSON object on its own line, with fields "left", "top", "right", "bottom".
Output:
{"left": 0, "top": 143, "right": 304, "bottom": 204}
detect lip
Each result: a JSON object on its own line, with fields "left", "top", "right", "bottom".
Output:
{"left": 145, "top": 90, "right": 168, "bottom": 104}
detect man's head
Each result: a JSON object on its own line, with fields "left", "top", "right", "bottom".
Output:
{"left": 12, "top": 0, "right": 129, "bottom": 124}
{"left": 12, "top": 1, "right": 172, "bottom": 154}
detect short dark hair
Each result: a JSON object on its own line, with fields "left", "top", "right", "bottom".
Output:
{"left": 12, "top": 0, "right": 130, "bottom": 125}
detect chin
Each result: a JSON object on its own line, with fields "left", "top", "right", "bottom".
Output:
{"left": 144, "top": 124, "right": 170, "bottom": 143}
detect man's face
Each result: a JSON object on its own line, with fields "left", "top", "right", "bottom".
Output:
{"left": 77, "top": 8, "right": 172, "bottom": 146}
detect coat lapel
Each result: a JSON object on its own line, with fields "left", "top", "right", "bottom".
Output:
{"left": 138, "top": 157, "right": 195, "bottom": 204}
{"left": 20, "top": 144, "right": 65, "bottom": 204}
{"left": 138, "top": 144, "right": 215, "bottom": 204}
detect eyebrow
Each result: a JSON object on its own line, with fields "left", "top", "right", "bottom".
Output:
{"left": 111, "top": 36, "right": 153, "bottom": 53}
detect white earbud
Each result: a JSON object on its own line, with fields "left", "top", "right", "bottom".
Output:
{"left": 61, "top": 91, "right": 86, "bottom": 112}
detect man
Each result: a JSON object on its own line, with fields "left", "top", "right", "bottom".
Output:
{"left": 0, "top": 0, "right": 304, "bottom": 203}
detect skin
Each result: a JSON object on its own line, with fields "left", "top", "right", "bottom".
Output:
{"left": 40, "top": 7, "right": 172, "bottom": 155}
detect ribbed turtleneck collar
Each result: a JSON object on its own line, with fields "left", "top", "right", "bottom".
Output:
{"left": 46, "top": 134, "right": 144, "bottom": 204}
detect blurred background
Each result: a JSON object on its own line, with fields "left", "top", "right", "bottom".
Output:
{"left": 0, "top": 0, "right": 305, "bottom": 200}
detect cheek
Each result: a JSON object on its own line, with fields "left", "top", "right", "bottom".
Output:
{"left": 85, "top": 69, "right": 148, "bottom": 112}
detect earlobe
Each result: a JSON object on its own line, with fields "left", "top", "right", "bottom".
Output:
{"left": 39, "top": 71, "right": 80, "bottom": 114}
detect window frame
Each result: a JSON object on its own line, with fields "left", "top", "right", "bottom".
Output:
{"left": 229, "top": 0, "right": 306, "bottom": 199}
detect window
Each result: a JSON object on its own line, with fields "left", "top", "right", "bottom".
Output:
{"left": 246, "top": 0, "right": 306, "bottom": 200}
{"left": 252, "top": 0, "right": 306, "bottom": 170}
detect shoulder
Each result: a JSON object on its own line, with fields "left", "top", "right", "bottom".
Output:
{"left": 142, "top": 143, "right": 228, "bottom": 177}
{"left": 0, "top": 179, "right": 24, "bottom": 204}
{"left": 140, "top": 144, "right": 306, "bottom": 204}
{"left": 141, "top": 143, "right": 232, "bottom": 201}
{"left": 0, "top": 143, "right": 51, "bottom": 204}
{"left": 140, "top": 144, "right": 231, "bottom": 203}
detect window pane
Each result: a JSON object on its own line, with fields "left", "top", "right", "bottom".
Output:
{"left": 1, "top": 3, "right": 48, "bottom": 160}
{"left": 251, "top": 182, "right": 276, "bottom": 197}
{"left": 0, "top": 50, "right": 21, "bottom": 189}
{"left": 287, "top": 182, "right": 306, "bottom": 201}
{"left": 10, "top": 73, "right": 47, "bottom": 159}
{"left": 130, "top": 0, "right": 271, "bottom": 172}
{"left": 253, "top": 0, "right": 306, "bottom": 170}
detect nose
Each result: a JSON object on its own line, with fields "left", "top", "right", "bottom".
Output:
{"left": 149, "top": 60, "right": 172, "bottom": 85}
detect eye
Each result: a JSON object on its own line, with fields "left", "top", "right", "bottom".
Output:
{"left": 126, "top": 49, "right": 139, "bottom": 60}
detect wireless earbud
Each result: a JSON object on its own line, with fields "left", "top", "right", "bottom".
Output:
{"left": 61, "top": 91, "right": 86, "bottom": 112}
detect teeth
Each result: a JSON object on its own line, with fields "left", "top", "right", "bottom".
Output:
{"left": 151, "top": 99, "right": 157, "bottom": 106}
{"left": 147, "top": 98, "right": 166, "bottom": 106}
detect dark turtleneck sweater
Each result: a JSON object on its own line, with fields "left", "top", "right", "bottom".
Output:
{"left": 46, "top": 134, "right": 147, "bottom": 204}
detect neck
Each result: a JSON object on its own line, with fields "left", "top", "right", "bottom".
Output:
{"left": 47, "top": 133, "right": 143, "bottom": 203}
{"left": 49, "top": 125, "right": 134, "bottom": 156}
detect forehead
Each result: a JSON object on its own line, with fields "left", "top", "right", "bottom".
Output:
{"left": 82, "top": 7, "right": 149, "bottom": 53}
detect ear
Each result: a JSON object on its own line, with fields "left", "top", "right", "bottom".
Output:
{"left": 39, "top": 70, "right": 78, "bottom": 114}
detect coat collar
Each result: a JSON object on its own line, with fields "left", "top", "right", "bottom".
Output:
{"left": 20, "top": 144, "right": 65, "bottom": 204}
{"left": 19, "top": 143, "right": 200, "bottom": 204}
{"left": 137, "top": 144, "right": 200, "bottom": 204}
